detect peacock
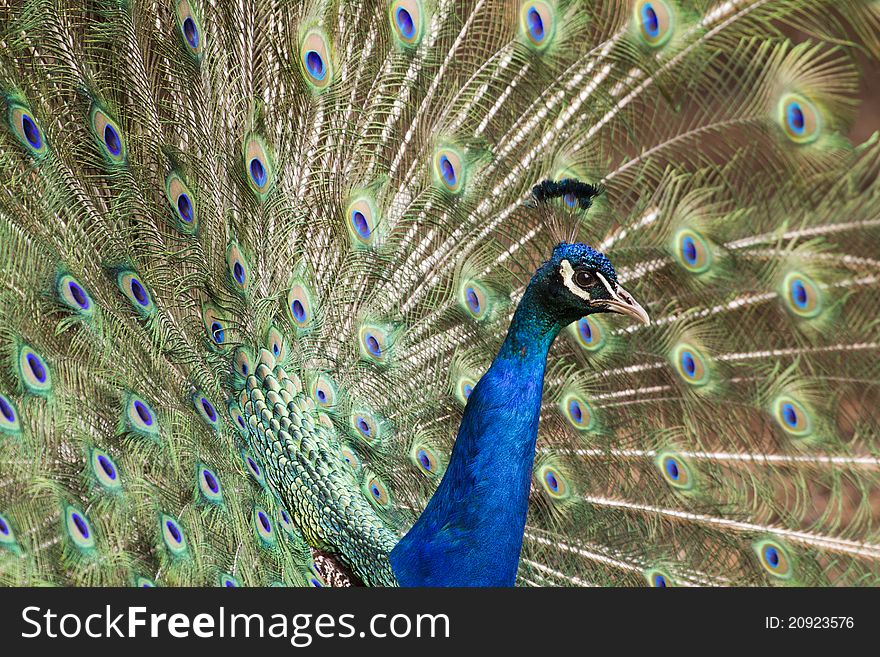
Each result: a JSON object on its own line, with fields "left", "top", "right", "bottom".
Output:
{"left": 0, "top": 0, "right": 878, "bottom": 588}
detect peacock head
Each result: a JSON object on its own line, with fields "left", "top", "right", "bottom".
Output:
{"left": 530, "top": 242, "right": 649, "bottom": 326}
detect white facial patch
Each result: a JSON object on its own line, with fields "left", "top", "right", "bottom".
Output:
{"left": 594, "top": 271, "right": 618, "bottom": 300}
{"left": 559, "top": 259, "right": 591, "bottom": 301}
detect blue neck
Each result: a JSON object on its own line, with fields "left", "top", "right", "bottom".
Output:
{"left": 389, "top": 286, "right": 562, "bottom": 586}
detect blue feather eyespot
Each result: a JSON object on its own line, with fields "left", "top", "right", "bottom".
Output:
{"left": 227, "top": 401, "right": 249, "bottom": 436}
{"left": 352, "top": 412, "right": 378, "bottom": 443}
{"left": 89, "top": 105, "right": 126, "bottom": 163}
{"left": 0, "top": 513, "right": 17, "bottom": 548}
{"left": 277, "top": 507, "right": 297, "bottom": 538}
{"left": 389, "top": 1, "right": 424, "bottom": 45}
{"left": 300, "top": 29, "right": 333, "bottom": 89}
{"left": 537, "top": 464, "right": 570, "bottom": 499}
{"left": 176, "top": 0, "right": 204, "bottom": 59}
{"left": 520, "top": 2, "right": 555, "bottom": 48}
{"left": 778, "top": 93, "right": 820, "bottom": 144}
{"left": 782, "top": 271, "right": 822, "bottom": 318}
{"left": 409, "top": 443, "right": 442, "bottom": 476}
{"left": 202, "top": 306, "right": 228, "bottom": 348}
{"left": 311, "top": 374, "right": 336, "bottom": 408}
{"left": 673, "top": 229, "right": 712, "bottom": 273}
{"left": 243, "top": 136, "right": 274, "bottom": 198}
{"left": 124, "top": 393, "right": 160, "bottom": 438}
{"left": 346, "top": 196, "right": 378, "bottom": 245}
{"left": 7, "top": 101, "right": 49, "bottom": 157}
{"left": 161, "top": 514, "right": 188, "bottom": 557}
{"left": 90, "top": 448, "right": 122, "bottom": 491}
{"left": 219, "top": 573, "right": 239, "bottom": 587}
{"left": 460, "top": 281, "right": 490, "bottom": 319}
{"left": 656, "top": 452, "right": 693, "bottom": 491}
{"left": 197, "top": 465, "right": 223, "bottom": 504}
{"left": 671, "top": 343, "right": 709, "bottom": 386}
{"left": 64, "top": 506, "right": 96, "bottom": 551}
{"left": 573, "top": 316, "right": 606, "bottom": 352}
{"left": 226, "top": 242, "right": 250, "bottom": 291}
{"left": 242, "top": 450, "right": 267, "bottom": 487}
{"left": 772, "top": 395, "right": 812, "bottom": 438}
{"left": 341, "top": 445, "right": 362, "bottom": 470}
{"left": 233, "top": 347, "right": 254, "bottom": 380}
{"left": 635, "top": 0, "right": 673, "bottom": 47}
{"left": 287, "top": 283, "right": 313, "bottom": 328}
{"left": 135, "top": 576, "right": 156, "bottom": 587}
{"left": 164, "top": 172, "right": 198, "bottom": 234}
{"left": 561, "top": 393, "right": 593, "bottom": 430}
{"left": 0, "top": 394, "right": 21, "bottom": 435}
{"left": 753, "top": 539, "right": 794, "bottom": 580}
{"left": 253, "top": 507, "right": 276, "bottom": 546}
{"left": 433, "top": 147, "right": 465, "bottom": 194}
{"left": 306, "top": 568, "right": 326, "bottom": 587}
{"left": 365, "top": 476, "right": 391, "bottom": 508}
{"left": 456, "top": 377, "right": 476, "bottom": 405}
{"left": 17, "top": 345, "right": 51, "bottom": 395}
{"left": 267, "top": 326, "right": 287, "bottom": 361}
{"left": 57, "top": 273, "right": 95, "bottom": 317}
{"left": 192, "top": 392, "right": 221, "bottom": 429}
{"left": 116, "top": 270, "right": 157, "bottom": 317}
{"left": 644, "top": 569, "right": 674, "bottom": 587}
{"left": 359, "top": 325, "right": 389, "bottom": 362}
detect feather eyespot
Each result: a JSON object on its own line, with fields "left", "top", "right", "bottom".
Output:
{"left": 267, "top": 326, "right": 287, "bottom": 361}
{"left": 410, "top": 443, "right": 442, "bottom": 476}
{"left": 90, "top": 105, "right": 125, "bottom": 162}
{"left": 116, "top": 270, "right": 157, "bottom": 317}
{"left": 538, "top": 465, "right": 570, "bottom": 499}
{"left": 461, "top": 281, "right": 489, "bottom": 319}
{"left": 672, "top": 343, "right": 709, "bottom": 386}
{"left": 456, "top": 377, "right": 476, "bottom": 404}
{"left": 0, "top": 513, "right": 16, "bottom": 549}
{"left": 125, "top": 394, "right": 160, "bottom": 438}
{"left": 657, "top": 452, "right": 693, "bottom": 490}
{"left": 165, "top": 172, "right": 198, "bottom": 233}
{"left": 198, "top": 465, "right": 223, "bottom": 503}
{"left": 359, "top": 325, "right": 389, "bottom": 362}
{"left": 65, "top": 506, "right": 96, "bottom": 551}
{"left": 561, "top": 393, "right": 593, "bottom": 430}
{"left": 635, "top": 0, "right": 673, "bottom": 47}
{"left": 674, "top": 229, "right": 712, "bottom": 273}
{"left": 176, "top": 1, "right": 204, "bottom": 58}
{"left": 300, "top": 29, "right": 333, "bottom": 89}
{"left": 782, "top": 272, "right": 821, "bottom": 318}
{"left": 57, "top": 273, "right": 95, "bottom": 317}
{"left": 352, "top": 412, "right": 378, "bottom": 443}
{"left": 243, "top": 136, "right": 273, "bottom": 198}
{"left": 341, "top": 446, "right": 362, "bottom": 470}
{"left": 202, "top": 306, "right": 229, "bottom": 348}
{"left": 311, "top": 374, "right": 336, "bottom": 407}
{"left": 278, "top": 507, "right": 297, "bottom": 537}
{"left": 574, "top": 316, "right": 606, "bottom": 351}
{"left": 347, "top": 196, "right": 377, "bottom": 245}
{"left": 287, "top": 283, "right": 313, "bottom": 328}
{"left": 192, "top": 392, "right": 221, "bottom": 430}
{"left": 433, "top": 147, "right": 465, "bottom": 194}
{"left": 254, "top": 507, "right": 276, "bottom": 546}
{"left": 135, "top": 576, "right": 156, "bottom": 587}
{"left": 753, "top": 539, "right": 794, "bottom": 580}
{"left": 778, "top": 93, "right": 820, "bottom": 144}
{"left": 365, "top": 476, "right": 391, "bottom": 507}
{"left": 90, "top": 449, "right": 122, "bottom": 491}
{"left": 0, "top": 394, "right": 21, "bottom": 435}
{"left": 772, "top": 395, "right": 812, "bottom": 437}
{"left": 520, "top": 2, "right": 555, "bottom": 49}
{"left": 644, "top": 569, "right": 674, "bottom": 587}
{"left": 161, "top": 514, "right": 188, "bottom": 556}
{"left": 17, "top": 345, "right": 51, "bottom": 395}
{"left": 390, "top": 1, "right": 424, "bottom": 46}
{"left": 219, "top": 574, "right": 239, "bottom": 587}
{"left": 227, "top": 242, "right": 250, "bottom": 290}
{"left": 7, "top": 101, "right": 48, "bottom": 157}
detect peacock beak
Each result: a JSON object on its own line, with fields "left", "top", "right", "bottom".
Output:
{"left": 603, "top": 283, "right": 650, "bottom": 325}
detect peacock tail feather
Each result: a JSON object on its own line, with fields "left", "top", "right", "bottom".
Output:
{"left": 0, "top": 0, "right": 878, "bottom": 586}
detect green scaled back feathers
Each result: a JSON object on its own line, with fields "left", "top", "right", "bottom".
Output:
{"left": 1, "top": 0, "right": 879, "bottom": 587}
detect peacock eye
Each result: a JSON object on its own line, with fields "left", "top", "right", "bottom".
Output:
{"left": 574, "top": 270, "right": 596, "bottom": 288}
